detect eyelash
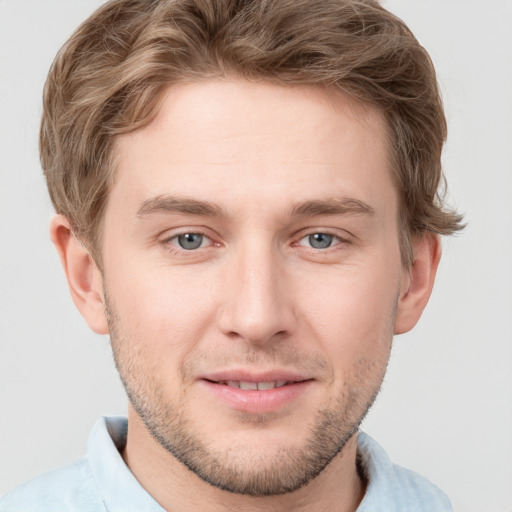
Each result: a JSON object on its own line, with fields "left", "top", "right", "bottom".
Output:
{"left": 162, "top": 231, "right": 216, "bottom": 255}
{"left": 295, "top": 232, "right": 345, "bottom": 250}
{"left": 161, "top": 230, "right": 349, "bottom": 256}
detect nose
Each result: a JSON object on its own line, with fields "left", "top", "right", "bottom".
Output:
{"left": 217, "top": 243, "right": 296, "bottom": 346}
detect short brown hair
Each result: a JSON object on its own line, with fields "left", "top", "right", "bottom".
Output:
{"left": 40, "top": 0, "right": 463, "bottom": 267}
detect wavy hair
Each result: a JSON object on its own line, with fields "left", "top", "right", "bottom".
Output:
{"left": 41, "top": 0, "right": 464, "bottom": 266}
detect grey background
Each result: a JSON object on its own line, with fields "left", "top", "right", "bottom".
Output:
{"left": 1, "top": 1, "right": 511, "bottom": 510}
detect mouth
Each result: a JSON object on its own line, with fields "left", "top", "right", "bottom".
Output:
{"left": 206, "top": 379, "right": 294, "bottom": 390}
{"left": 199, "top": 373, "right": 314, "bottom": 413}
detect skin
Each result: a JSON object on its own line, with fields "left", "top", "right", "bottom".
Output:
{"left": 51, "top": 80, "right": 440, "bottom": 512}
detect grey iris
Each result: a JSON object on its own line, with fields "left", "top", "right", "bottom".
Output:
{"left": 178, "top": 233, "right": 203, "bottom": 250}
{"left": 309, "top": 233, "right": 333, "bottom": 249}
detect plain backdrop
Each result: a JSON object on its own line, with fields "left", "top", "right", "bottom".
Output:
{"left": 1, "top": 1, "right": 511, "bottom": 510}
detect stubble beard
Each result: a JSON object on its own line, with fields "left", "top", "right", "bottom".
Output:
{"left": 105, "top": 295, "right": 392, "bottom": 497}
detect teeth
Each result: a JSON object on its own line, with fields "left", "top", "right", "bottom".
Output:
{"left": 239, "top": 381, "right": 258, "bottom": 390}
{"left": 223, "top": 380, "right": 289, "bottom": 390}
{"left": 257, "top": 381, "right": 276, "bottom": 390}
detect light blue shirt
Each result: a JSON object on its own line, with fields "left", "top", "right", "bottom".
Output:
{"left": 0, "top": 417, "right": 452, "bottom": 511}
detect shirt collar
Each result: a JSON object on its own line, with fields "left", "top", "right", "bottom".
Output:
{"left": 87, "top": 416, "right": 165, "bottom": 512}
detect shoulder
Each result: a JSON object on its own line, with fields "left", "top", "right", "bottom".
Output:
{"left": 0, "top": 458, "right": 105, "bottom": 512}
{"left": 357, "top": 432, "right": 453, "bottom": 512}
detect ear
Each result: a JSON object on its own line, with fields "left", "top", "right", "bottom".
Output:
{"left": 394, "top": 234, "right": 441, "bottom": 335}
{"left": 50, "top": 214, "right": 109, "bottom": 334}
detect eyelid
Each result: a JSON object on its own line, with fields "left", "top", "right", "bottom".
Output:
{"left": 159, "top": 228, "right": 220, "bottom": 255}
{"left": 293, "top": 228, "right": 351, "bottom": 247}
{"left": 167, "top": 232, "right": 211, "bottom": 248}
{"left": 160, "top": 226, "right": 214, "bottom": 242}
{"left": 157, "top": 226, "right": 352, "bottom": 255}
{"left": 296, "top": 233, "right": 341, "bottom": 249}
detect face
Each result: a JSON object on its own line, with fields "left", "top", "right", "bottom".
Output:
{"left": 100, "top": 80, "right": 407, "bottom": 496}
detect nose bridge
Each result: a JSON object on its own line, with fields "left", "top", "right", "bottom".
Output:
{"left": 218, "top": 237, "right": 294, "bottom": 344}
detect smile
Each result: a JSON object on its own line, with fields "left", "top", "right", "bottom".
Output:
{"left": 215, "top": 380, "right": 290, "bottom": 390}
{"left": 200, "top": 375, "right": 314, "bottom": 414}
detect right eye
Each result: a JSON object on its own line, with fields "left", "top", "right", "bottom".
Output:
{"left": 170, "top": 233, "right": 210, "bottom": 250}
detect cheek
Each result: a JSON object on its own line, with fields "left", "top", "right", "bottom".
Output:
{"left": 104, "top": 257, "right": 218, "bottom": 363}
{"left": 297, "top": 264, "right": 398, "bottom": 368}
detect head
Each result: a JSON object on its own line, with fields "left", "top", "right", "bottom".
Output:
{"left": 44, "top": 0, "right": 463, "bottom": 501}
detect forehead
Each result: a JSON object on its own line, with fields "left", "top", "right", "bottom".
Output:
{"left": 111, "top": 80, "right": 395, "bottom": 219}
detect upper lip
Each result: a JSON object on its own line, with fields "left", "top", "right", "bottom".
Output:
{"left": 200, "top": 369, "right": 312, "bottom": 384}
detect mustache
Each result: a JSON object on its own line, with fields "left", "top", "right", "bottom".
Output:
{"left": 182, "top": 346, "right": 329, "bottom": 375}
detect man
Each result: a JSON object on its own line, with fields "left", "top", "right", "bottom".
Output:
{"left": 0, "top": 0, "right": 463, "bottom": 510}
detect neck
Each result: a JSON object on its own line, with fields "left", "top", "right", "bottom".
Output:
{"left": 122, "top": 409, "right": 366, "bottom": 512}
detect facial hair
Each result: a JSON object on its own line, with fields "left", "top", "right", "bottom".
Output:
{"left": 105, "top": 293, "right": 392, "bottom": 497}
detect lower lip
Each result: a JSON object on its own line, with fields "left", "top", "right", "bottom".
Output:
{"left": 199, "top": 380, "right": 313, "bottom": 414}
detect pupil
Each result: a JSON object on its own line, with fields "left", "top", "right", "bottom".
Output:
{"left": 309, "top": 233, "right": 333, "bottom": 249}
{"left": 178, "top": 233, "right": 203, "bottom": 250}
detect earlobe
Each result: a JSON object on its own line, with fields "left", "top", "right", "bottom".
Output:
{"left": 50, "top": 214, "right": 109, "bottom": 335}
{"left": 394, "top": 234, "right": 441, "bottom": 335}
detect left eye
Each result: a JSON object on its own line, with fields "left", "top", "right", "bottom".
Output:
{"left": 172, "top": 233, "right": 209, "bottom": 250}
{"left": 299, "top": 233, "right": 339, "bottom": 249}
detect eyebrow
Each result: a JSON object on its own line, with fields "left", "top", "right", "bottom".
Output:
{"left": 136, "top": 195, "right": 227, "bottom": 218}
{"left": 291, "top": 197, "right": 375, "bottom": 217}
{"left": 136, "top": 194, "right": 375, "bottom": 220}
